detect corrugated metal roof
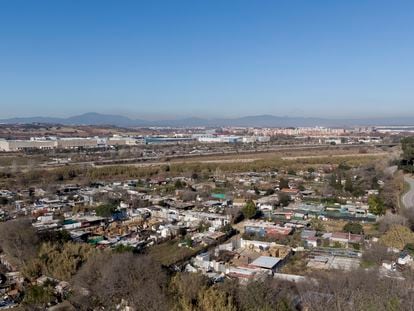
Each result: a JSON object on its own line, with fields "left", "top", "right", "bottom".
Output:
{"left": 250, "top": 256, "right": 281, "bottom": 269}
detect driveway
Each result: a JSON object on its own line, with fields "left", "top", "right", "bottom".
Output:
{"left": 402, "top": 176, "right": 414, "bottom": 209}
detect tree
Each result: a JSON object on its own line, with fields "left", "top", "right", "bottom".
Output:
{"left": 329, "top": 173, "right": 337, "bottom": 188}
{"left": 174, "top": 179, "right": 184, "bottom": 189}
{"left": 287, "top": 169, "right": 296, "bottom": 176}
{"left": 278, "top": 193, "right": 291, "bottom": 207}
{"left": 25, "top": 242, "right": 95, "bottom": 281}
{"left": 0, "top": 218, "right": 39, "bottom": 266}
{"left": 401, "top": 137, "right": 414, "bottom": 162}
{"left": 309, "top": 218, "right": 325, "bottom": 232}
{"left": 236, "top": 279, "right": 296, "bottom": 311}
{"left": 197, "top": 286, "right": 237, "bottom": 311}
{"left": 400, "top": 137, "right": 414, "bottom": 172}
{"left": 95, "top": 203, "right": 116, "bottom": 218}
{"left": 344, "top": 176, "right": 353, "bottom": 193}
{"left": 297, "top": 269, "right": 414, "bottom": 311}
{"left": 343, "top": 222, "right": 363, "bottom": 234}
{"left": 0, "top": 197, "right": 8, "bottom": 205}
{"left": 362, "top": 243, "right": 394, "bottom": 267}
{"left": 378, "top": 213, "right": 408, "bottom": 233}
{"left": 178, "top": 227, "right": 187, "bottom": 238}
{"left": 113, "top": 244, "right": 135, "bottom": 253}
{"left": 329, "top": 173, "right": 342, "bottom": 190}
{"left": 368, "top": 195, "right": 386, "bottom": 216}
{"left": 23, "top": 285, "right": 55, "bottom": 309}
{"left": 170, "top": 273, "right": 210, "bottom": 310}
{"left": 71, "top": 253, "right": 170, "bottom": 310}
{"left": 371, "top": 176, "right": 380, "bottom": 189}
{"left": 379, "top": 172, "right": 403, "bottom": 212}
{"left": 242, "top": 200, "right": 257, "bottom": 219}
{"left": 380, "top": 224, "right": 414, "bottom": 250}
{"left": 181, "top": 190, "right": 197, "bottom": 202}
{"left": 279, "top": 178, "right": 289, "bottom": 189}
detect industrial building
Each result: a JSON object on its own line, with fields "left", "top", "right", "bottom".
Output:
{"left": 0, "top": 137, "right": 102, "bottom": 151}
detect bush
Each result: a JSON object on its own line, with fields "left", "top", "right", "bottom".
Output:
{"left": 95, "top": 203, "right": 117, "bottom": 218}
{"left": 309, "top": 218, "right": 325, "bottom": 232}
{"left": 279, "top": 193, "right": 291, "bottom": 207}
{"left": 242, "top": 200, "right": 257, "bottom": 219}
{"left": 26, "top": 242, "right": 95, "bottom": 281}
{"left": 23, "top": 285, "right": 54, "bottom": 308}
{"left": 343, "top": 222, "right": 363, "bottom": 234}
{"left": 380, "top": 225, "right": 414, "bottom": 250}
{"left": 368, "top": 195, "right": 386, "bottom": 216}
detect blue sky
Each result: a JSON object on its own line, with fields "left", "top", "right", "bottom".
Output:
{"left": 1, "top": 0, "right": 414, "bottom": 119}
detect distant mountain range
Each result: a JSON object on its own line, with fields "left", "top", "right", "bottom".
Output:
{"left": 1, "top": 112, "right": 414, "bottom": 128}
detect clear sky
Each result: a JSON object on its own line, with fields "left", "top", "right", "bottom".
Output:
{"left": 1, "top": 0, "right": 414, "bottom": 119}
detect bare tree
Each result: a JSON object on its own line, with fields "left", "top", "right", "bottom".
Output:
{"left": 297, "top": 269, "right": 414, "bottom": 311}
{"left": 0, "top": 218, "right": 39, "bottom": 267}
{"left": 71, "top": 252, "right": 171, "bottom": 311}
{"left": 378, "top": 212, "right": 408, "bottom": 234}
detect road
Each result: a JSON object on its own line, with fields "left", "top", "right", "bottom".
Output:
{"left": 402, "top": 176, "right": 414, "bottom": 209}
{"left": 280, "top": 152, "right": 389, "bottom": 161}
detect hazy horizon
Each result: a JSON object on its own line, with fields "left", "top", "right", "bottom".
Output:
{"left": 3, "top": 111, "right": 414, "bottom": 123}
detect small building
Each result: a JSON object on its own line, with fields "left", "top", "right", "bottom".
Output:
{"left": 249, "top": 256, "right": 282, "bottom": 272}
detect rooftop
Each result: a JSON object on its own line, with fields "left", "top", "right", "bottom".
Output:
{"left": 249, "top": 256, "right": 281, "bottom": 269}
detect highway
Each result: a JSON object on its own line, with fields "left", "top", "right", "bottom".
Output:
{"left": 402, "top": 176, "right": 414, "bottom": 209}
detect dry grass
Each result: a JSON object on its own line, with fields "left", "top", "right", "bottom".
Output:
{"left": 147, "top": 240, "right": 203, "bottom": 266}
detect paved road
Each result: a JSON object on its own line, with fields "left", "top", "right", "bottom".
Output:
{"left": 280, "top": 152, "right": 388, "bottom": 161}
{"left": 402, "top": 176, "right": 414, "bottom": 209}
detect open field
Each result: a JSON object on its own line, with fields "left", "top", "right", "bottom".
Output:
{"left": 0, "top": 144, "right": 395, "bottom": 189}
{"left": 98, "top": 146, "right": 390, "bottom": 168}
{"left": 323, "top": 219, "right": 378, "bottom": 237}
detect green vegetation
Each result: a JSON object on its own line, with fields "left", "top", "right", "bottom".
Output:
{"left": 400, "top": 137, "right": 414, "bottom": 172}
{"left": 241, "top": 200, "right": 257, "bottom": 219}
{"left": 171, "top": 273, "right": 295, "bottom": 311}
{"left": 95, "top": 203, "right": 117, "bottom": 217}
{"left": 343, "top": 222, "right": 364, "bottom": 234}
{"left": 279, "top": 177, "right": 289, "bottom": 189}
{"left": 24, "top": 242, "right": 95, "bottom": 281}
{"left": 380, "top": 225, "right": 414, "bottom": 250}
{"left": 279, "top": 192, "right": 291, "bottom": 207}
{"left": 368, "top": 195, "right": 386, "bottom": 216}
{"left": 0, "top": 152, "right": 384, "bottom": 188}
{"left": 404, "top": 243, "right": 414, "bottom": 255}
{"left": 113, "top": 244, "right": 135, "bottom": 253}
{"left": 309, "top": 218, "right": 325, "bottom": 232}
{"left": 23, "top": 285, "right": 54, "bottom": 308}
{"left": 280, "top": 252, "right": 308, "bottom": 275}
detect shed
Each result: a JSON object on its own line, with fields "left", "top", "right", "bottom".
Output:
{"left": 249, "top": 256, "right": 281, "bottom": 271}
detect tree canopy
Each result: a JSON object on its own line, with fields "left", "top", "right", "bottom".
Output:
{"left": 242, "top": 200, "right": 257, "bottom": 219}
{"left": 343, "top": 222, "right": 363, "bottom": 235}
{"left": 368, "top": 195, "right": 386, "bottom": 216}
{"left": 95, "top": 203, "right": 117, "bottom": 218}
